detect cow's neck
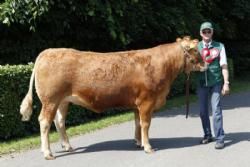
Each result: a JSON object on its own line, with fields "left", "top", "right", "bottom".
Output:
{"left": 161, "top": 42, "right": 185, "bottom": 82}
{"left": 135, "top": 42, "right": 185, "bottom": 95}
{"left": 146, "top": 42, "right": 186, "bottom": 109}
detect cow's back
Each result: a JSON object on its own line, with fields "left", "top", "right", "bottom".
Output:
{"left": 34, "top": 48, "right": 145, "bottom": 111}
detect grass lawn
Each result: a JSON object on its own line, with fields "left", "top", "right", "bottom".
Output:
{"left": 1, "top": 78, "right": 250, "bottom": 156}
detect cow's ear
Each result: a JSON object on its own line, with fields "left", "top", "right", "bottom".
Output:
{"left": 176, "top": 38, "right": 182, "bottom": 42}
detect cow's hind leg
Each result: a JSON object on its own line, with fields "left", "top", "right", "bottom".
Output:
{"left": 134, "top": 110, "right": 141, "bottom": 147}
{"left": 138, "top": 100, "right": 154, "bottom": 153}
{"left": 39, "top": 104, "right": 57, "bottom": 160}
{"left": 54, "top": 102, "right": 73, "bottom": 152}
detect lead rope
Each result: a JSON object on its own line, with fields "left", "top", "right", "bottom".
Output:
{"left": 185, "top": 73, "right": 190, "bottom": 119}
{"left": 182, "top": 46, "right": 191, "bottom": 119}
{"left": 182, "top": 47, "right": 190, "bottom": 119}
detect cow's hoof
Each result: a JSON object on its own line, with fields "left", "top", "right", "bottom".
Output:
{"left": 145, "top": 147, "right": 155, "bottom": 154}
{"left": 135, "top": 140, "right": 142, "bottom": 148}
{"left": 45, "top": 154, "right": 55, "bottom": 160}
{"left": 62, "top": 144, "right": 74, "bottom": 152}
{"left": 65, "top": 147, "right": 74, "bottom": 152}
{"left": 136, "top": 144, "right": 141, "bottom": 148}
{"left": 145, "top": 149, "right": 155, "bottom": 154}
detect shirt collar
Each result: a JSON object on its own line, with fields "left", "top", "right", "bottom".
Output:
{"left": 202, "top": 40, "right": 212, "bottom": 48}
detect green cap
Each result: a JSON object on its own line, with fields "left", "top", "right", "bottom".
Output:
{"left": 200, "top": 22, "right": 213, "bottom": 31}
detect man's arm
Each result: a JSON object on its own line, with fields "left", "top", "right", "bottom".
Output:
{"left": 221, "top": 64, "right": 230, "bottom": 95}
{"left": 219, "top": 44, "right": 230, "bottom": 95}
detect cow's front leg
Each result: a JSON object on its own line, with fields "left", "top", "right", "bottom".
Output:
{"left": 138, "top": 100, "right": 155, "bottom": 153}
{"left": 134, "top": 110, "right": 141, "bottom": 147}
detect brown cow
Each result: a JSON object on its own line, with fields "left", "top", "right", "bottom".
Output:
{"left": 20, "top": 36, "right": 205, "bottom": 160}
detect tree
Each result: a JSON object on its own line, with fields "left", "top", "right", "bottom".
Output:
{"left": 0, "top": 0, "right": 49, "bottom": 31}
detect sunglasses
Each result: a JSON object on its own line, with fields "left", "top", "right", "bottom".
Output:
{"left": 202, "top": 30, "right": 212, "bottom": 34}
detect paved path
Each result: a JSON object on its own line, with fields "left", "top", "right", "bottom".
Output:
{"left": 1, "top": 91, "right": 250, "bottom": 167}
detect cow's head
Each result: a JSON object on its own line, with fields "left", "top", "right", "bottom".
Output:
{"left": 176, "top": 36, "right": 207, "bottom": 74}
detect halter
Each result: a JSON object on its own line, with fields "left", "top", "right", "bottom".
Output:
{"left": 180, "top": 44, "right": 193, "bottom": 73}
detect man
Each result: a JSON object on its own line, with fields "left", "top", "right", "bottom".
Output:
{"left": 197, "top": 21, "right": 230, "bottom": 149}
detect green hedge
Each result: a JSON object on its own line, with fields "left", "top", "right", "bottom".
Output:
{"left": 0, "top": 64, "right": 33, "bottom": 139}
{"left": 0, "top": 59, "right": 234, "bottom": 140}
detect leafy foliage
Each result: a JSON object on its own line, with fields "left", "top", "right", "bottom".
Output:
{"left": 0, "top": 0, "right": 206, "bottom": 65}
{"left": 0, "top": 0, "right": 49, "bottom": 31}
{"left": 0, "top": 64, "right": 35, "bottom": 139}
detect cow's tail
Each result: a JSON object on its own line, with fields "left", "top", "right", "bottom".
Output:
{"left": 20, "top": 66, "right": 36, "bottom": 121}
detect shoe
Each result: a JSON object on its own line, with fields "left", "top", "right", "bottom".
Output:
{"left": 215, "top": 142, "right": 225, "bottom": 149}
{"left": 200, "top": 137, "right": 213, "bottom": 144}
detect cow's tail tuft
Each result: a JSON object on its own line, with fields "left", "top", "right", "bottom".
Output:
{"left": 20, "top": 67, "right": 35, "bottom": 121}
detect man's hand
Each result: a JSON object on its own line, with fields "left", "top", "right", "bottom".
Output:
{"left": 199, "top": 62, "right": 209, "bottom": 72}
{"left": 221, "top": 83, "right": 230, "bottom": 95}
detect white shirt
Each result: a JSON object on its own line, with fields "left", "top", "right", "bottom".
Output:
{"left": 202, "top": 40, "right": 227, "bottom": 66}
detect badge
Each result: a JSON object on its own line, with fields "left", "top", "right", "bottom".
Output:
{"left": 201, "top": 48, "right": 219, "bottom": 63}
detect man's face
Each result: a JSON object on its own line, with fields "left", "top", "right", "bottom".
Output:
{"left": 200, "top": 28, "right": 213, "bottom": 41}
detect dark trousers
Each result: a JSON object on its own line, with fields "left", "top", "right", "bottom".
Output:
{"left": 197, "top": 83, "right": 225, "bottom": 143}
